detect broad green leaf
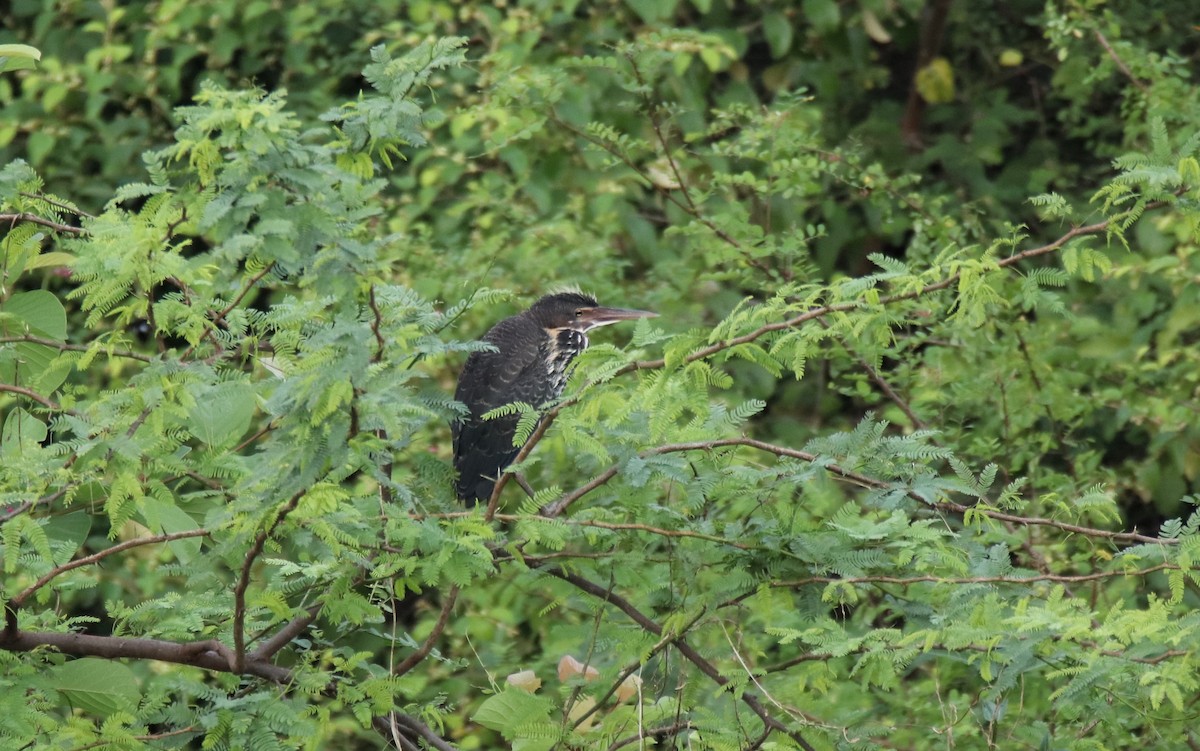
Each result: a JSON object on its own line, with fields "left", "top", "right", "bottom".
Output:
{"left": 139, "top": 496, "right": 202, "bottom": 564}
{"left": 1, "top": 406, "right": 47, "bottom": 447}
{"left": 763, "top": 12, "right": 793, "bottom": 59}
{"left": 0, "top": 44, "right": 41, "bottom": 73}
{"left": 188, "top": 382, "right": 255, "bottom": 447}
{"left": 44, "top": 511, "right": 92, "bottom": 565}
{"left": 473, "top": 688, "right": 554, "bottom": 738}
{"left": 47, "top": 658, "right": 140, "bottom": 717}
{"left": 0, "top": 290, "right": 69, "bottom": 393}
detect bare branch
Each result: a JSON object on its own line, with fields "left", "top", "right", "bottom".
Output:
{"left": 1, "top": 212, "right": 85, "bottom": 235}
{"left": 1093, "top": 30, "right": 1148, "bottom": 93}
{"left": 0, "top": 630, "right": 290, "bottom": 683}
{"left": 392, "top": 585, "right": 459, "bottom": 677}
{"left": 11, "top": 529, "right": 210, "bottom": 607}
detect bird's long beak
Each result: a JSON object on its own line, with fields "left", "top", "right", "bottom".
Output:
{"left": 578, "top": 306, "right": 658, "bottom": 329}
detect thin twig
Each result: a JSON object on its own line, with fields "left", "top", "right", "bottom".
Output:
{"left": 543, "top": 567, "right": 817, "bottom": 751}
{"left": 11, "top": 529, "right": 210, "bottom": 607}
{"left": 182, "top": 261, "right": 277, "bottom": 359}
{"left": 232, "top": 489, "right": 306, "bottom": 672}
{"left": 769, "top": 563, "right": 1176, "bottom": 590}
{"left": 1093, "top": 30, "right": 1148, "bottom": 93}
{"left": 18, "top": 191, "right": 94, "bottom": 219}
{"left": 391, "top": 585, "right": 459, "bottom": 677}
{"left": 0, "top": 335, "right": 151, "bottom": 363}
{"left": 541, "top": 437, "right": 1177, "bottom": 546}
{"left": 627, "top": 213, "right": 1161, "bottom": 374}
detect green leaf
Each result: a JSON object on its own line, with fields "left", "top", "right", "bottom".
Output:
{"left": 0, "top": 44, "right": 41, "bottom": 73}
{"left": 44, "top": 511, "right": 92, "bottom": 566}
{"left": 803, "top": 0, "right": 840, "bottom": 32}
{"left": 763, "top": 13, "right": 794, "bottom": 59}
{"left": 915, "top": 57, "right": 955, "bottom": 104}
{"left": 139, "top": 496, "right": 202, "bottom": 564}
{"left": 473, "top": 688, "right": 554, "bottom": 739}
{"left": 47, "top": 658, "right": 140, "bottom": 717}
{"left": 188, "top": 382, "right": 255, "bottom": 447}
{"left": 1, "top": 406, "right": 47, "bottom": 447}
{"left": 0, "top": 290, "right": 69, "bottom": 393}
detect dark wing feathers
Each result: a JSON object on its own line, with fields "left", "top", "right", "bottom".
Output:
{"left": 452, "top": 316, "right": 555, "bottom": 504}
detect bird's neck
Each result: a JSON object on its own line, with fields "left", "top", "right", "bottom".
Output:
{"left": 549, "top": 328, "right": 589, "bottom": 362}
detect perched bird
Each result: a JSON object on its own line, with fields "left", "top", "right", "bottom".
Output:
{"left": 452, "top": 292, "right": 657, "bottom": 505}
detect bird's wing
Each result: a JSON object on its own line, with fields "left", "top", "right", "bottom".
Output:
{"left": 452, "top": 318, "right": 555, "bottom": 503}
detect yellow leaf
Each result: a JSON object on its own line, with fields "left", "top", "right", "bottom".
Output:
{"left": 915, "top": 57, "right": 955, "bottom": 104}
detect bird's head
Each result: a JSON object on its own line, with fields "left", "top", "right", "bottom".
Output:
{"left": 528, "top": 292, "right": 658, "bottom": 332}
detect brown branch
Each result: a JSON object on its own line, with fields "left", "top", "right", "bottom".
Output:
{"left": 818, "top": 318, "right": 926, "bottom": 430}
{"left": 373, "top": 712, "right": 458, "bottom": 751}
{"left": 369, "top": 284, "right": 387, "bottom": 362}
{"left": 391, "top": 585, "right": 459, "bottom": 677}
{"left": 233, "top": 489, "right": 306, "bottom": 672}
{"left": 484, "top": 405, "right": 564, "bottom": 519}
{"left": 1093, "top": 30, "right": 1148, "bottom": 93}
{"left": 0, "top": 629, "right": 290, "bottom": 682}
{"left": 0, "top": 212, "right": 85, "bottom": 235}
{"left": 765, "top": 634, "right": 1189, "bottom": 674}
{"left": 627, "top": 55, "right": 699, "bottom": 215}
{"left": 0, "top": 382, "right": 71, "bottom": 413}
{"left": 69, "top": 726, "right": 197, "bottom": 751}
{"left": 935, "top": 498, "right": 1168, "bottom": 545}
{"left": 606, "top": 722, "right": 695, "bottom": 751}
{"left": 18, "top": 191, "right": 94, "bottom": 219}
{"left": 248, "top": 603, "right": 323, "bottom": 663}
{"left": 540, "top": 437, "right": 884, "bottom": 517}
{"left": 503, "top": 514, "right": 756, "bottom": 550}
{"left": 900, "top": 0, "right": 954, "bottom": 149}
{"left": 10, "top": 529, "right": 210, "bottom": 607}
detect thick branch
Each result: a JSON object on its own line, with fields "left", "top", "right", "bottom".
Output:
{"left": 0, "top": 630, "right": 290, "bottom": 682}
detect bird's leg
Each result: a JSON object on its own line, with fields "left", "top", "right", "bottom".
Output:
{"left": 513, "top": 473, "right": 538, "bottom": 500}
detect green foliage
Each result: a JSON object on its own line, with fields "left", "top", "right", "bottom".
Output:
{"left": 1, "top": 3, "right": 1200, "bottom": 751}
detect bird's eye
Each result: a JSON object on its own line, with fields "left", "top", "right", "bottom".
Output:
{"left": 574, "top": 309, "right": 582, "bottom": 318}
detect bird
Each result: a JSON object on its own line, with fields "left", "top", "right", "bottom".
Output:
{"left": 452, "top": 291, "right": 657, "bottom": 505}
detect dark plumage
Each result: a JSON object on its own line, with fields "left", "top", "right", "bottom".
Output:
{"left": 452, "top": 292, "right": 656, "bottom": 505}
